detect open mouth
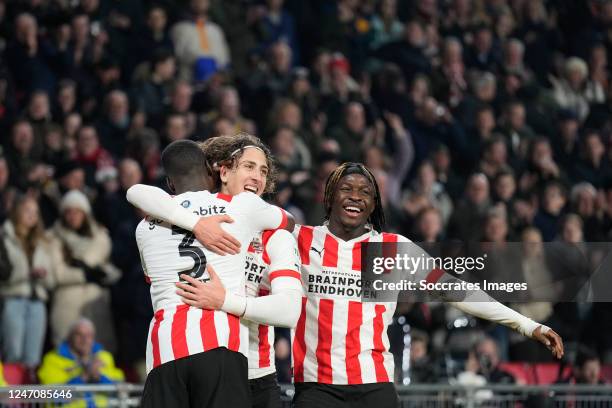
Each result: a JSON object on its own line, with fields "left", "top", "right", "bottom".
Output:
{"left": 343, "top": 205, "right": 363, "bottom": 217}
{"left": 244, "top": 185, "right": 258, "bottom": 194}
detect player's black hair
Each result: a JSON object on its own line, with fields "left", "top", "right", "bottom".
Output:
{"left": 323, "top": 162, "right": 385, "bottom": 232}
{"left": 161, "top": 140, "right": 208, "bottom": 186}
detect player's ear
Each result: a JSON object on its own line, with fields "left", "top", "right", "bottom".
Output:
{"left": 219, "top": 165, "right": 229, "bottom": 185}
{"left": 166, "top": 177, "right": 176, "bottom": 194}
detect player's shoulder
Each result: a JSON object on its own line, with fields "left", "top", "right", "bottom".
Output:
{"left": 173, "top": 190, "right": 213, "bottom": 205}
{"left": 135, "top": 215, "right": 164, "bottom": 239}
{"left": 232, "top": 191, "right": 263, "bottom": 205}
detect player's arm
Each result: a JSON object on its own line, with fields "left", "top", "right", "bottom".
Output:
{"left": 126, "top": 184, "right": 240, "bottom": 255}
{"left": 177, "top": 231, "right": 303, "bottom": 328}
{"left": 424, "top": 268, "right": 564, "bottom": 359}
{"left": 230, "top": 230, "right": 302, "bottom": 327}
{"left": 395, "top": 236, "right": 564, "bottom": 359}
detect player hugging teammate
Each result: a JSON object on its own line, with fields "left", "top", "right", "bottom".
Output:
{"left": 129, "top": 135, "right": 564, "bottom": 408}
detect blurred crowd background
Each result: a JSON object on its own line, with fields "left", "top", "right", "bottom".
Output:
{"left": 0, "top": 0, "right": 611, "bottom": 388}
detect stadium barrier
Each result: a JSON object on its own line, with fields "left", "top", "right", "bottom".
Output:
{"left": 1, "top": 383, "right": 611, "bottom": 407}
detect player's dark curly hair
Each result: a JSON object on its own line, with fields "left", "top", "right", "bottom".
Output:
{"left": 198, "top": 133, "right": 278, "bottom": 194}
{"left": 323, "top": 162, "right": 386, "bottom": 232}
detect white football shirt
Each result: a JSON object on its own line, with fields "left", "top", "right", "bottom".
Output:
{"left": 243, "top": 229, "right": 301, "bottom": 379}
{"left": 136, "top": 191, "right": 287, "bottom": 373}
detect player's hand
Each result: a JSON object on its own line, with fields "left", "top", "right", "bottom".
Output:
{"left": 193, "top": 215, "right": 241, "bottom": 255}
{"left": 533, "top": 325, "right": 564, "bottom": 359}
{"left": 176, "top": 266, "right": 226, "bottom": 310}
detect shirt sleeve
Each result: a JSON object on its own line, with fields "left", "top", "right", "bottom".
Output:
{"left": 126, "top": 184, "right": 200, "bottom": 231}
{"left": 234, "top": 192, "right": 288, "bottom": 232}
{"left": 222, "top": 230, "right": 303, "bottom": 328}
{"left": 389, "top": 234, "right": 543, "bottom": 337}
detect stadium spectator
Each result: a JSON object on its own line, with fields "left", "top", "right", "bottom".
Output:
{"left": 74, "top": 125, "right": 115, "bottom": 188}
{"left": 252, "top": 0, "right": 299, "bottom": 61}
{"left": 498, "top": 100, "right": 535, "bottom": 162}
{"left": 171, "top": 0, "right": 230, "bottom": 81}
{"left": 132, "top": 48, "right": 176, "bottom": 118}
{"left": 570, "top": 182, "right": 603, "bottom": 241}
{"left": 479, "top": 136, "right": 510, "bottom": 180}
{"left": 409, "top": 331, "right": 438, "bottom": 384}
{"left": 201, "top": 86, "right": 255, "bottom": 137}
{"left": 25, "top": 90, "right": 53, "bottom": 159}
{"left": 42, "top": 125, "right": 70, "bottom": 169}
{"left": 447, "top": 173, "right": 491, "bottom": 241}
{"left": 554, "top": 109, "right": 581, "bottom": 170}
{"left": 95, "top": 158, "right": 142, "bottom": 236}
{"left": 552, "top": 57, "right": 605, "bottom": 122}
{"left": 328, "top": 101, "right": 370, "bottom": 162}
{"left": 572, "top": 130, "right": 611, "bottom": 189}
{"left": 96, "top": 90, "right": 131, "bottom": 159}
{"left": 53, "top": 79, "right": 78, "bottom": 124}
{"left": 0, "top": 196, "right": 60, "bottom": 371}
{"left": 5, "top": 120, "right": 41, "bottom": 191}
{"left": 464, "top": 337, "right": 516, "bottom": 384}
{"left": 374, "top": 20, "right": 431, "bottom": 82}
{"left": 403, "top": 160, "right": 453, "bottom": 226}
{"left": 38, "top": 318, "right": 124, "bottom": 405}
{"left": 368, "top": 0, "right": 404, "bottom": 51}
{"left": 128, "top": 4, "right": 174, "bottom": 75}
{"left": 0, "top": 156, "right": 16, "bottom": 224}
{"left": 5, "top": 13, "right": 56, "bottom": 96}
{"left": 413, "top": 206, "right": 443, "bottom": 242}
{"left": 464, "top": 24, "right": 499, "bottom": 73}
{"left": 50, "top": 190, "right": 120, "bottom": 352}
{"left": 556, "top": 345, "right": 607, "bottom": 392}
{"left": 270, "top": 125, "right": 311, "bottom": 176}
{"left": 534, "top": 181, "right": 567, "bottom": 242}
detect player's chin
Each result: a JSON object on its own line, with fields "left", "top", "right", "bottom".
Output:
{"left": 339, "top": 213, "right": 368, "bottom": 229}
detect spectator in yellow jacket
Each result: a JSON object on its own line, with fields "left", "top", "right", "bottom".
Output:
{"left": 38, "top": 318, "right": 123, "bottom": 407}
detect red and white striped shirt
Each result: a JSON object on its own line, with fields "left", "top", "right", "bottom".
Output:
{"left": 136, "top": 191, "right": 287, "bottom": 374}
{"left": 244, "top": 229, "right": 301, "bottom": 379}
{"left": 291, "top": 225, "right": 410, "bottom": 385}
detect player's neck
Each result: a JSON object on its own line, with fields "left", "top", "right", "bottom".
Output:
{"left": 327, "top": 219, "right": 368, "bottom": 242}
{"left": 173, "top": 179, "right": 208, "bottom": 194}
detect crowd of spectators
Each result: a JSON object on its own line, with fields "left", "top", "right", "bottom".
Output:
{"left": 0, "top": 0, "right": 611, "bottom": 386}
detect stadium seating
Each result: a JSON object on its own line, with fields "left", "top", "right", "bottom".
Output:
{"left": 499, "top": 362, "right": 535, "bottom": 384}
{"left": 533, "top": 363, "right": 571, "bottom": 384}
{"left": 3, "top": 363, "right": 28, "bottom": 385}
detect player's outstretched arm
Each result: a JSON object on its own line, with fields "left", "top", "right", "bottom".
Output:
{"left": 447, "top": 298, "right": 563, "bottom": 358}
{"left": 404, "top": 238, "right": 564, "bottom": 359}
{"left": 126, "top": 184, "right": 240, "bottom": 255}
{"left": 443, "top": 290, "right": 564, "bottom": 359}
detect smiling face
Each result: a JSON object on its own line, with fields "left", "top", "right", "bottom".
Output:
{"left": 220, "top": 147, "right": 268, "bottom": 196}
{"left": 329, "top": 174, "right": 375, "bottom": 231}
